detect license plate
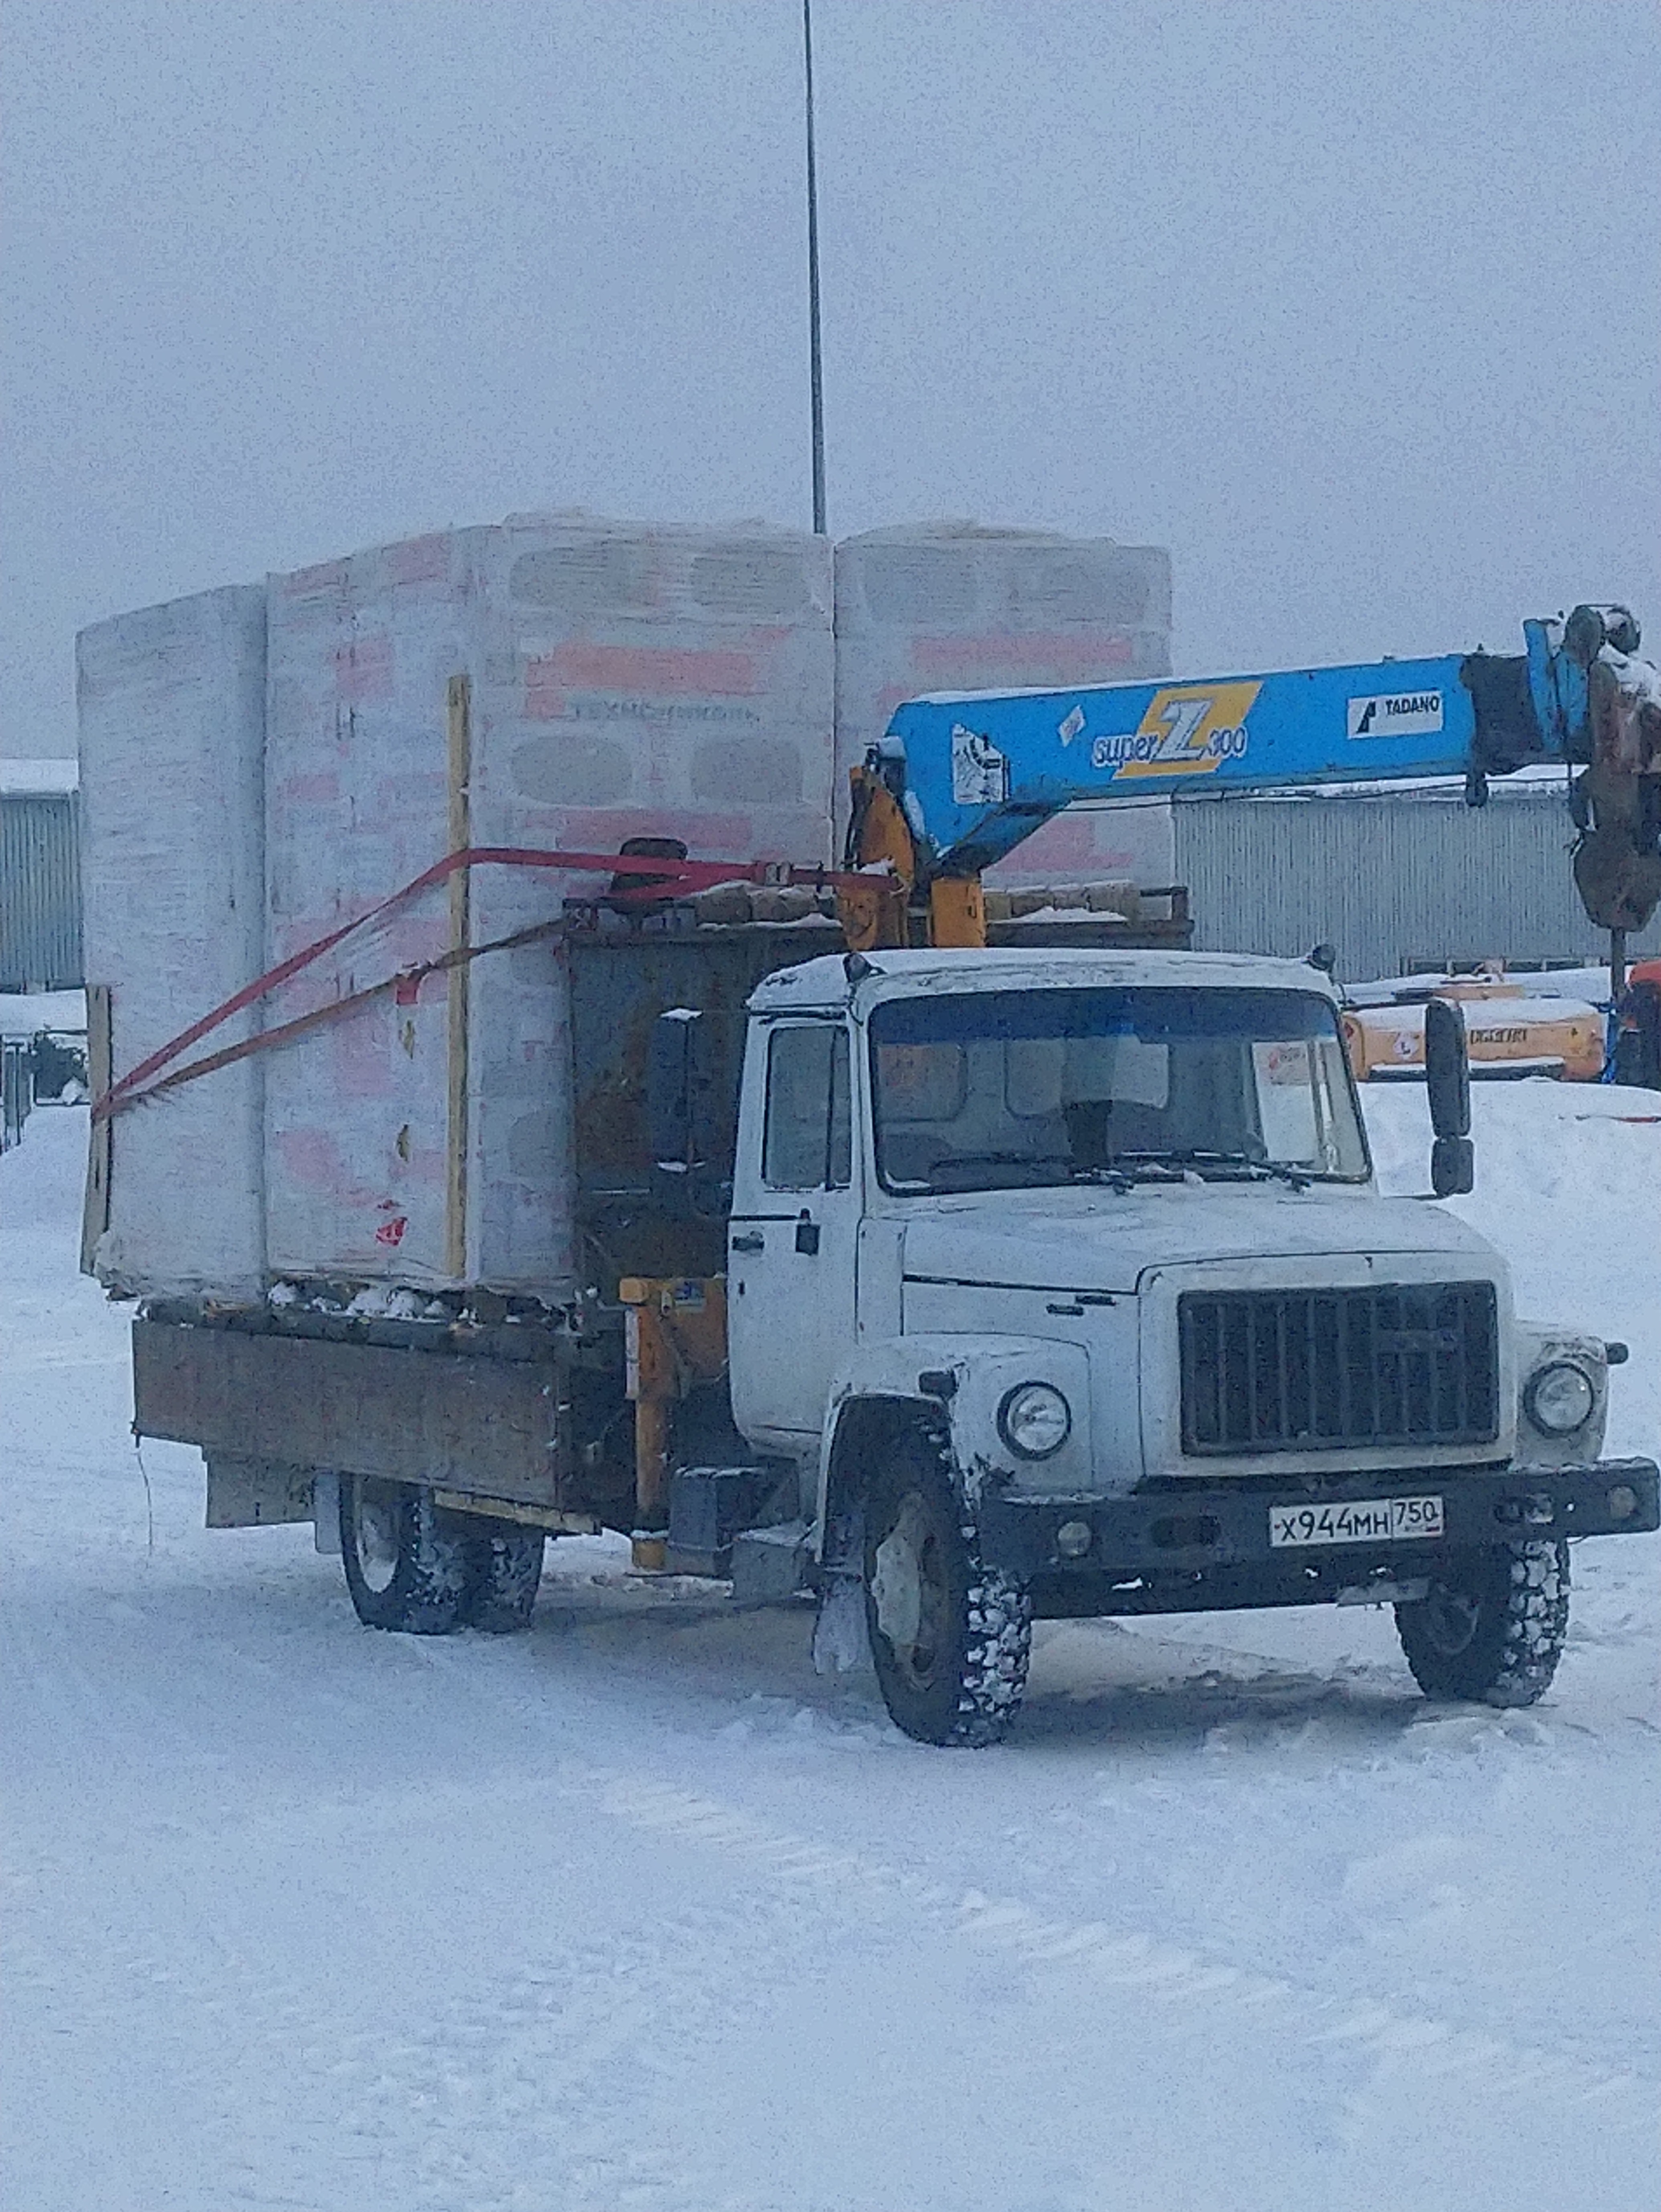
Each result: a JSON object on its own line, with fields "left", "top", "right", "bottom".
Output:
{"left": 1268, "top": 1494, "right": 1445, "bottom": 1548}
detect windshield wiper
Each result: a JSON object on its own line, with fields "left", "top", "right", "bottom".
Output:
{"left": 917, "top": 1150, "right": 1078, "bottom": 1192}
{"left": 905, "top": 1148, "right": 1316, "bottom": 1196}
{"left": 1105, "top": 1148, "right": 1314, "bottom": 1191}
{"left": 1069, "top": 1158, "right": 1184, "bottom": 1190}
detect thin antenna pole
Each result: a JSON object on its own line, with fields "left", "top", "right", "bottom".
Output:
{"left": 803, "top": 0, "right": 826, "bottom": 536}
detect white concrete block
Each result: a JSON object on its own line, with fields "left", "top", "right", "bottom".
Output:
{"left": 262, "top": 515, "right": 834, "bottom": 1296}
{"left": 834, "top": 524, "right": 1172, "bottom": 883}
{"left": 77, "top": 586, "right": 268, "bottom": 1298}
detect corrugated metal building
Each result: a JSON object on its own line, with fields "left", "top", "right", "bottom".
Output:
{"left": 1142, "top": 780, "right": 1661, "bottom": 983}
{"left": 1, "top": 760, "right": 83, "bottom": 993}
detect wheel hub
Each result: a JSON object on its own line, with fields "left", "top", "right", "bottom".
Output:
{"left": 871, "top": 1494, "right": 945, "bottom": 1685}
{"left": 1420, "top": 1583, "right": 1481, "bottom": 1655}
{"left": 352, "top": 1480, "right": 401, "bottom": 1594}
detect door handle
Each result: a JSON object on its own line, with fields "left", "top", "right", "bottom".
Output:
{"left": 731, "top": 1231, "right": 765, "bottom": 1253}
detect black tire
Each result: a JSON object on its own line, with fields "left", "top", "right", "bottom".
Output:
{"left": 462, "top": 1526, "right": 545, "bottom": 1633}
{"left": 863, "top": 1437, "right": 1032, "bottom": 1746}
{"left": 339, "top": 1475, "right": 473, "bottom": 1634}
{"left": 1394, "top": 1540, "right": 1570, "bottom": 1707}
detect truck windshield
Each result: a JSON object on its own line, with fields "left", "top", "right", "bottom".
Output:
{"left": 869, "top": 987, "right": 1369, "bottom": 1194}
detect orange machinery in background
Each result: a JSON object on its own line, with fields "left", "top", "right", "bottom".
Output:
{"left": 1342, "top": 972, "right": 1606, "bottom": 1084}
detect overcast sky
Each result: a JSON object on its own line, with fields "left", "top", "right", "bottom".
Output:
{"left": 3, "top": 0, "right": 1657, "bottom": 756}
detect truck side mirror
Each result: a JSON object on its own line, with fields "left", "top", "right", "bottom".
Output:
{"left": 1621, "top": 979, "right": 1661, "bottom": 1091}
{"left": 648, "top": 1007, "right": 730, "bottom": 1217}
{"left": 648, "top": 1007, "right": 710, "bottom": 1170}
{"left": 1425, "top": 997, "right": 1474, "bottom": 1196}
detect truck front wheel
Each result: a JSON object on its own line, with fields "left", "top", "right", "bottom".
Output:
{"left": 339, "top": 1476, "right": 472, "bottom": 1635}
{"left": 1394, "top": 1540, "right": 1570, "bottom": 1707}
{"left": 863, "top": 1441, "right": 1032, "bottom": 1747}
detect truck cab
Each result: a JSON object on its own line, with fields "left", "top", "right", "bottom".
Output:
{"left": 701, "top": 947, "right": 1653, "bottom": 1742}
{"left": 727, "top": 946, "right": 1381, "bottom": 1465}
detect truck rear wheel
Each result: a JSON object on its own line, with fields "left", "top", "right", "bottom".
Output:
{"left": 462, "top": 1526, "right": 544, "bottom": 1633}
{"left": 1394, "top": 1540, "right": 1570, "bottom": 1707}
{"left": 339, "top": 1475, "right": 472, "bottom": 1635}
{"left": 863, "top": 1440, "right": 1032, "bottom": 1746}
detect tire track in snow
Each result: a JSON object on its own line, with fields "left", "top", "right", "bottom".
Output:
{"left": 564, "top": 1764, "right": 1656, "bottom": 2132}
{"left": 85, "top": 1606, "right": 1650, "bottom": 2134}
{"left": 8, "top": 1646, "right": 1650, "bottom": 2208}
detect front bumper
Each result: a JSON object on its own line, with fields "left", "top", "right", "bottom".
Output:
{"left": 977, "top": 1458, "right": 1660, "bottom": 1592}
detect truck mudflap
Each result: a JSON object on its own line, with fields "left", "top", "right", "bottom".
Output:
{"left": 976, "top": 1460, "right": 1660, "bottom": 1613}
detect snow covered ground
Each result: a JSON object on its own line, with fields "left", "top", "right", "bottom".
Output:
{"left": 3, "top": 1093, "right": 1657, "bottom": 2212}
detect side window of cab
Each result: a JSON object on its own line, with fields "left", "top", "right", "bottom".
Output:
{"left": 762, "top": 1026, "right": 851, "bottom": 1190}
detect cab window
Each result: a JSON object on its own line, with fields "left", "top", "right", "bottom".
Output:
{"left": 762, "top": 1026, "right": 851, "bottom": 1189}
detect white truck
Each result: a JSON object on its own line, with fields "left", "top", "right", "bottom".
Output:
{"left": 106, "top": 589, "right": 1661, "bottom": 1742}
{"left": 133, "top": 926, "right": 1658, "bottom": 1744}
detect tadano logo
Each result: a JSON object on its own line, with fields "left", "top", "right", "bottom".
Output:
{"left": 1347, "top": 690, "right": 1443, "bottom": 740}
{"left": 1089, "top": 682, "right": 1261, "bottom": 780}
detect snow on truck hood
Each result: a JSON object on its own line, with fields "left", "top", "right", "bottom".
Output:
{"left": 899, "top": 1187, "right": 1498, "bottom": 1296}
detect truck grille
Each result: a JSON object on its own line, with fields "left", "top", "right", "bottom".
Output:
{"left": 1178, "top": 1282, "right": 1499, "bottom": 1457}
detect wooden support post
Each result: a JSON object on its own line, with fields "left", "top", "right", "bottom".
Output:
{"left": 445, "top": 675, "right": 471, "bottom": 1282}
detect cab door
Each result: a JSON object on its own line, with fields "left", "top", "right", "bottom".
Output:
{"left": 727, "top": 1019, "right": 860, "bottom": 1444}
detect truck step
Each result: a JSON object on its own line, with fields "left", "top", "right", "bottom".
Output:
{"left": 665, "top": 1465, "right": 790, "bottom": 1578}
{"left": 729, "top": 1521, "right": 813, "bottom": 1609}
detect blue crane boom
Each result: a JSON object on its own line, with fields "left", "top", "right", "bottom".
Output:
{"left": 843, "top": 603, "right": 1661, "bottom": 959}
{"left": 892, "top": 646, "right": 1480, "bottom": 874}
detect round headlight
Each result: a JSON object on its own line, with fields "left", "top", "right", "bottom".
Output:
{"left": 998, "top": 1381, "right": 1071, "bottom": 1460}
{"left": 1524, "top": 1361, "right": 1595, "bottom": 1436}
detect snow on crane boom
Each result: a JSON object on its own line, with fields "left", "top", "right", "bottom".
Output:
{"left": 841, "top": 603, "right": 1661, "bottom": 966}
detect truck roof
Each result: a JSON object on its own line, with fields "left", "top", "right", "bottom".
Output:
{"left": 749, "top": 945, "right": 1341, "bottom": 1013}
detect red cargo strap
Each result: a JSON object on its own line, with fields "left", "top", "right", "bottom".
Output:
{"left": 91, "top": 844, "right": 868, "bottom": 1122}
{"left": 116, "top": 916, "right": 569, "bottom": 1112}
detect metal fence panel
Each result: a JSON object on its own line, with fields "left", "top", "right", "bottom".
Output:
{"left": 0, "top": 791, "right": 83, "bottom": 992}
{"left": 1173, "top": 788, "right": 1661, "bottom": 982}
{"left": 1, "top": 1039, "right": 30, "bottom": 1149}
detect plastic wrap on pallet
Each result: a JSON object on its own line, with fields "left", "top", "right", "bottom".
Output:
{"left": 77, "top": 586, "right": 268, "bottom": 1296}
{"left": 261, "top": 530, "right": 478, "bottom": 1290}
{"left": 834, "top": 524, "right": 1172, "bottom": 884}
{"left": 463, "top": 517, "right": 833, "bottom": 1292}
{"left": 262, "top": 515, "right": 834, "bottom": 1294}
{"left": 1000, "top": 797, "right": 1178, "bottom": 892}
